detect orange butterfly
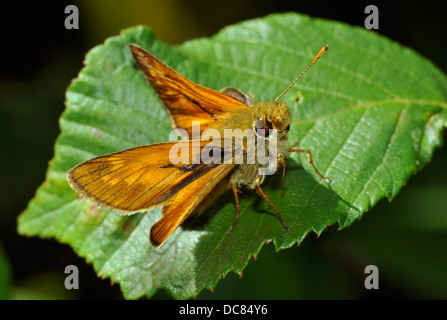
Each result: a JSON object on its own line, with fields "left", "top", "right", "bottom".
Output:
{"left": 67, "top": 44, "right": 328, "bottom": 248}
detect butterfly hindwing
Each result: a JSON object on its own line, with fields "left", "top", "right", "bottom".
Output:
{"left": 150, "top": 163, "right": 234, "bottom": 247}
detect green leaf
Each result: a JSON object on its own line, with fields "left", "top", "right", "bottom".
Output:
{"left": 18, "top": 13, "right": 447, "bottom": 299}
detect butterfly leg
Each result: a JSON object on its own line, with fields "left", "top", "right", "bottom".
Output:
{"left": 278, "top": 154, "right": 287, "bottom": 186}
{"left": 255, "top": 176, "right": 289, "bottom": 233}
{"left": 289, "top": 147, "right": 329, "bottom": 181}
{"left": 227, "top": 183, "right": 240, "bottom": 235}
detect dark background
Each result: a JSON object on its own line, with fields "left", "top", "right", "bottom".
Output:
{"left": 1, "top": 0, "right": 446, "bottom": 299}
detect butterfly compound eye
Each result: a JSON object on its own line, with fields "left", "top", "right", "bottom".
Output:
{"left": 254, "top": 116, "right": 273, "bottom": 138}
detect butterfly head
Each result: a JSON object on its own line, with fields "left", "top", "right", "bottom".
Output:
{"left": 252, "top": 101, "right": 291, "bottom": 139}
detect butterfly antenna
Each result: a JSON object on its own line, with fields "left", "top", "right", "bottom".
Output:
{"left": 274, "top": 45, "right": 328, "bottom": 103}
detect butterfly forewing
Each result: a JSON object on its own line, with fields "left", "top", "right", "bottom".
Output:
{"left": 129, "top": 44, "right": 249, "bottom": 135}
{"left": 67, "top": 140, "right": 226, "bottom": 213}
